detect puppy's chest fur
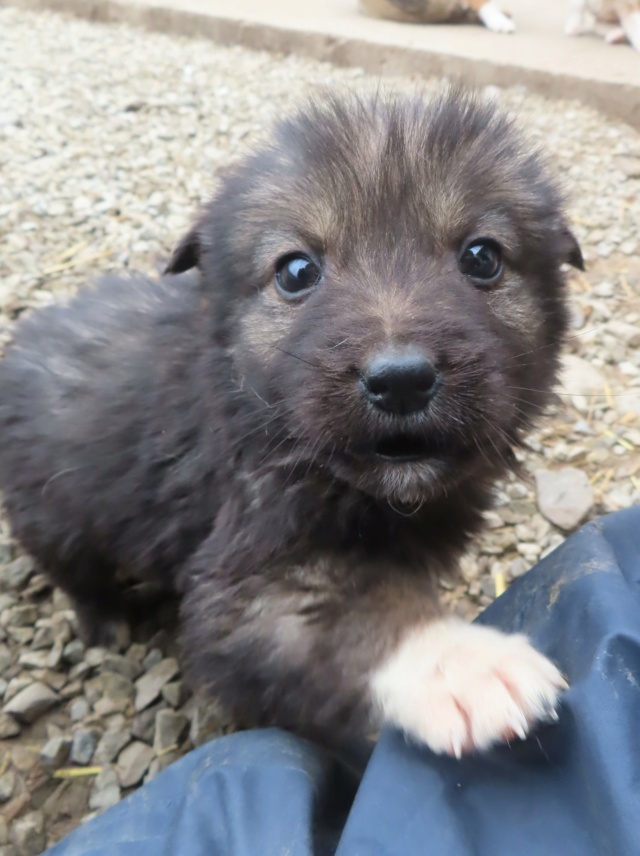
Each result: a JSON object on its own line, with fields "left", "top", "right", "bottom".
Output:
{"left": 215, "top": 460, "right": 486, "bottom": 586}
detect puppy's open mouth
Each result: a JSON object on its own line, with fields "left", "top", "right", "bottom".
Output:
{"left": 374, "top": 433, "right": 440, "bottom": 463}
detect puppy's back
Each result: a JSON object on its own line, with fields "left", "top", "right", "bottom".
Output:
{"left": 0, "top": 272, "right": 212, "bottom": 605}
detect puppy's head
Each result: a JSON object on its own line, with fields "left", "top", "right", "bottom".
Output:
{"left": 168, "top": 89, "right": 582, "bottom": 504}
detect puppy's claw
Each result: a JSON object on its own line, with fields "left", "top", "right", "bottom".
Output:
{"left": 452, "top": 737, "right": 463, "bottom": 759}
{"left": 512, "top": 711, "right": 529, "bottom": 742}
{"left": 541, "top": 705, "right": 560, "bottom": 724}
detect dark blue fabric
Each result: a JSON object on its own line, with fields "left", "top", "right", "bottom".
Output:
{"left": 47, "top": 507, "right": 640, "bottom": 856}
{"left": 46, "top": 729, "right": 346, "bottom": 856}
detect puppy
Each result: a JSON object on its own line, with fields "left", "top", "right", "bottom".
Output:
{"left": 0, "top": 89, "right": 582, "bottom": 757}
{"left": 565, "top": 0, "right": 640, "bottom": 50}
{"left": 359, "top": 0, "right": 516, "bottom": 33}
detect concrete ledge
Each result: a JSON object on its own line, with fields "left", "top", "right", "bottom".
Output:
{"left": 3, "top": 0, "right": 640, "bottom": 130}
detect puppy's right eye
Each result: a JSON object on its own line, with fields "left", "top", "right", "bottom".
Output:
{"left": 275, "top": 254, "right": 322, "bottom": 298}
{"left": 458, "top": 240, "right": 503, "bottom": 285}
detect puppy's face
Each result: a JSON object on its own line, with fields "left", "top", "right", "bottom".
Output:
{"left": 169, "top": 91, "right": 582, "bottom": 504}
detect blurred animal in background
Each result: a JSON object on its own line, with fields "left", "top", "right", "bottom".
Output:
{"left": 565, "top": 0, "right": 640, "bottom": 51}
{"left": 359, "top": 0, "right": 515, "bottom": 33}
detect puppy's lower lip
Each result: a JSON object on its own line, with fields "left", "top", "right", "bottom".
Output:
{"left": 376, "top": 453, "right": 428, "bottom": 463}
{"left": 374, "top": 435, "right": 435, "bottom": 462}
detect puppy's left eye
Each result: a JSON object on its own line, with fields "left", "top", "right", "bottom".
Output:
{"left": 458, "top": 240, "right": 503, "bottom": 284}
{"left": 275, "top": 254, "right": 322, "bottom": 298}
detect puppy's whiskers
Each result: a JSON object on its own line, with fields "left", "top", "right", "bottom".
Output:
{"left": 257, "top": 431, "right": 295, "bottom": 467}
{"left": 304, "top": 432, "right": 328, "bottom": 478}
{"left": 224, "top": 409, "right": 284, "bottom": 456}
{"left": 249, "top": 340, "right": 345, "bottom": 379}
{"left": 270, "top": 344, "right": 323, "bottom": 371}
{"left": 327, "top": 337, "right": 351, "bottom": 350}
{"left": 504, "top": 327, "right": 599, "bottom": 369}
{"left": 249, "top": 387, "right": 276, "bottom": 409}
{"left": 507, "top": 385, "right": 636, "bottom": 399}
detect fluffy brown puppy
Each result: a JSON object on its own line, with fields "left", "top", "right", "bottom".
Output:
{"left": 0, "top": 89, "right": 582, "bottom": 757}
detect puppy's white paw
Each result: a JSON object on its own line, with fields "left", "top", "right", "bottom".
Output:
{"left": 478, "top": 2, "right": 516, "bottom": 33}
{"left": 371, "top": 618, "right": 567, "bottom": 757}
{"left": 604, "top": 26, "right": 628, "bottom": 45}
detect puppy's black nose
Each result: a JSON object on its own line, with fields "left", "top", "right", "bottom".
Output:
{"left": 362, "top": 348, "right": 439, "bottom": 415}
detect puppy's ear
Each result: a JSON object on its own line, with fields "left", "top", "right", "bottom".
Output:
{"left": 165, "top": 225, "right": 201, "bottom": 275}
{"left": 558, "top": 225, "right": 584, "bottom": 271}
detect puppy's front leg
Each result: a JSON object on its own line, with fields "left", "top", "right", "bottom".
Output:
{"left": 183, "top": 553, "right": 566, "bottom": 757}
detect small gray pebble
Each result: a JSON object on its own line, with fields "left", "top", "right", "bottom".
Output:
{"left": 89, "top": 766, "right": 121, "bottom": 812}
{"left": 141, "top": 648, "right": 163, "bottom": 672}
{"left": 0, "top": 557, "right": 33, "bottom": 590}
{"left": 63, "top": 639, "right": 86, "bottom": 666}
{"left": 9, "top": 810, "right": 45, "bottom": 856}
{"left": 0, "top": 713, "right": 20, "bottom": 739}
{"left": 0, "top": 771, "right": 15, "bottom": 803}
{"left": 94, "top": 729, "right": 131, "bottom": 764}
{"left": 70, "top": 728, "right": 99, "bottom": 765}
{"left": 40, "top": 735, "right": 71, "bottom": 767}
{"left": 69, "top": 697, "right": 90, "bottom": 722}
{"left": 116, "top": 741, "right": 154, "bottom": 789}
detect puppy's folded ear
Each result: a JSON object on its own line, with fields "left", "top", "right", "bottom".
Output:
{"left": 557, "top": 225, "right": 584, "bottom": 270}
{"left": 165, "top": 225, "right": 201, "bottom": 275}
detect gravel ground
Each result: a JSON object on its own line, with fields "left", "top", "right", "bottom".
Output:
{"left": 0, "top": 5, "right": 639, "bottom": 852}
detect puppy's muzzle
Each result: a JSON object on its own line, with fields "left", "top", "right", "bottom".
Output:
{"left": 360, "top": 347, "right": 440, "bottom": 416}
